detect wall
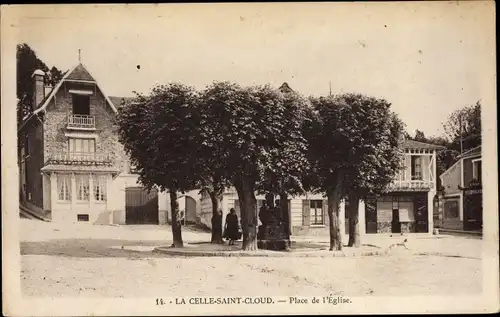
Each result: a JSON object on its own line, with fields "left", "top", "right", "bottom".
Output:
{"left": 463, "top": 155, "right": 480, "bottom": 186}
{"left": 441, "top": 160, "right": 462, "bottom": 196}
{"left": 24, "top": 120, "right": 44, "bottom": 208}
{"left": 44, "top": 82, "right": 122, "bottom": 170}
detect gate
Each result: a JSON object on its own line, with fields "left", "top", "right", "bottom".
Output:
{"left": 414, "top": 194, "right": 429, "bottom": 233}
{"left": 125, "top": 187, "right": 159, "bottom": 224}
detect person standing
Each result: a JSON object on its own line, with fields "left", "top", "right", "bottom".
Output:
{"left": 224, "top": 208, "right": 240, "bottom": 245}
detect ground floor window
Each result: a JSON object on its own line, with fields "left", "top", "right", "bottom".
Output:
{"left": 444, "top": 200, "right": 459, "bottom": 219}
{"left": 310, "top": 200, "right": 324, "bottom": 225}
{"left": 366, "top": 193, "right": 428, "bottom": 233}
{"left": 93, "top": 174, "right": 107, "bottom": 201}
{"left": 57, "top": 174, "right": 71, "bottom": 201}
{"left": 76, "top": 174, "right": 90, "bottom": 201}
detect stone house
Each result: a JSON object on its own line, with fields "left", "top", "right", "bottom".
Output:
{"left": 195, "top": 139, "right": 444, "bottom": 236}
{"left": 18, "top": 63, "right": 168, "bottom": 224}
{"left": 439, "top": 145, "right": 482, "bottom": 231}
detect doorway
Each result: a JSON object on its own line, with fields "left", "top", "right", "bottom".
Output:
{"left": 125, "top": 187, "right": 159, "bottom": 224}
{"left": 391, "top": 205, "right": 401, "bottom": 233}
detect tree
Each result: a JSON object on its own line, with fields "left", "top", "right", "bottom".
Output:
{"left": 306, "top": 94, "right": 405, "bottom": 250}
{"left": 117, "top": 83, "right": 200, "bottom": 247}
{"left": 199, "top": 82, "right": 310, "bottom": 250}
{"left": 443, "top": 101, "right": 481, "bottom": 154}
{"left": 414, "top": 129, "right": 426, "bottom": 142}
{"left": 255, "top": 84, "right": 311, "bottom": 242}
{"left": 338, "top": 95, "right": 405, "bottom": 247}
{"left": 305, "top": 96, "right": 348, "bottom": 251}
{"left": 197, "top": 89, "right": 230, "bottom": 244}
{"left": 17, "top": 43, "right": 64, "bottom": 125}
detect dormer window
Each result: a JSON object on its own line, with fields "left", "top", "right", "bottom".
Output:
{"left": 72, "top": 94, "right": 90, "bottom": 115}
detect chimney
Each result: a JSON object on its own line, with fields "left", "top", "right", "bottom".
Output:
{"left": 32, "top": 69, "right": 45, "bottom": 109}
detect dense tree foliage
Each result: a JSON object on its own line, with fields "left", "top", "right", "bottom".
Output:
{"left": 197, "top": 82, "right": 312, "bottom": 250}
{"left": 306, "top": 94, "right": 405, "bottom": 249}
{"left": 410, "top": 101, "right": 481, "bottom": 190}
{"left": 117, "top": 84, "right": 200, "bottom": 247}
{"left": 17, "top": 43, "right": 64, "bottom": 125}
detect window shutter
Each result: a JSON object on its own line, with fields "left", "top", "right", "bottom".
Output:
{"left": 234, "top": 199, "right": 240, "bottom": 218}
{"left": 323, "top": 199, "right": 329, "bottom": 225}
{"left": 405, "top": 155, "right": 412, "bottom": 180}
{"left": 302, "top": 199, "right": 310, "bottom": 226}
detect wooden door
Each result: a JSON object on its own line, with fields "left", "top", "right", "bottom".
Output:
{"left": 414, "top": 194, "right": 429, "bottom": 233}
{"left": 464, "top": 193, "right": 482, "bottom": 231}
{"left": 125, "top": 187, "right": 159, "bottom": 224}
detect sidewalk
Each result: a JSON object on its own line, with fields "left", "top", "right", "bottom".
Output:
{"left": 154, "top": 233, "right": 482, "bottom": 259}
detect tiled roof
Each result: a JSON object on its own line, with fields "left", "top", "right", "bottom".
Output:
{"left": 279, "top": 82, "right": 294, "bottom": 93}
{"left": 109, "top": 96, "right": 135, "bottom": 108}
{"left": 457, "top": 145, "right": 481, "bottom": 159}
{"left": 65, "top": 63, "right": 95, "bottom": 81}
{"left": 402, "top": 139, "right": 446, "bottom": 150}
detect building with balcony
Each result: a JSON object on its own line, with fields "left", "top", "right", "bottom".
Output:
{"left": 195, "top": 139, "right": 444, "bottom": 236}
{"left": 18, "top": 63, "right": 168, "bottom": 225}
{"left": 439, "top": 145, "right": 482, "bottom": 231}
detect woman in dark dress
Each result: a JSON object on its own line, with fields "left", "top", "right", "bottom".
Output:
{"left": 224, "top": 208, "right": 240, "bottom": 245}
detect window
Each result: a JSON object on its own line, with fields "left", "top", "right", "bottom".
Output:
{"left": 411, "top": 156, "right": 422, "bottom": 180}
{"left": 93, "top": 175, "right": 107, "bottom": 201}
{"left": 72, "top": 95, "right": 90, "bottom": 115}
{"left": 310, "top": 200, "right": 324, "bottom": 225}
{"left": 69, "top": 138, "right": 95, "bottom": 160}
{"left": 77, "top": 214, "right": 89, "bottom": 222}
{"left": 76, "top": 174, "right": 90, "bottom": 201}
{"left": 472, "top": 159, "right": 482, "bottom": 182}
{"left": 57, "top": 174, "right": 71, "bottom": 201}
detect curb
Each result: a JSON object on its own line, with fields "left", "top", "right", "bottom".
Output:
{"left": 415, "top": 252, "right": 481, "bottom": 260}
{"left": 436, "top": 228, "right": 482, "bottom": 237}
{"left": 153, "top": 246, "right": 385, "bottom": 258}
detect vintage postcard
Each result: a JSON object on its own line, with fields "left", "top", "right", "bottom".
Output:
{"left": 1, "top": 2, "right": 498, "bottom": 316}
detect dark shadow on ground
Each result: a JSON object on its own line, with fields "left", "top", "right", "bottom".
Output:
{"left": 21, "top": 239, "right": 172, "bottom": 259}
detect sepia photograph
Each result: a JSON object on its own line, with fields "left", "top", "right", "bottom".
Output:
{"left": 1, "top": 2, "right": 498, "bottom": 316}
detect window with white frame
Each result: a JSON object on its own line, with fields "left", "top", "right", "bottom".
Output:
{"left": 310, "top": 200, "right": 324, "bottom": 225}
{"left": 472, "top": 159, "right": 482, "bottom": 182}
{"left": 93, "top": 174, "right": 107, "bottom": 201}
{"left": 75, "top": 174, "right": 90, "bottom": 201}
{"left": 57, "top": 174, "right": 71, "bottom": 201}
{"left": 411, "top": 156, "right": 422, "bottom": 180}
{"left": 69, "top": 138, "right": 95, "bottom": 160}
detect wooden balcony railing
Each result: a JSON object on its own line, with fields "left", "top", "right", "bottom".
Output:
{"left": 67, "top": 114, "right": 96, "bottom": 130}
{"left": 46, "top": 152, "right": 113, "bottom": 166}
{"left": 387, "top": 180, "right": 434, "bottom": 191}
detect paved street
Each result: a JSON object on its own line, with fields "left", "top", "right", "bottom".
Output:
{"left": 20, "top": 219, "right": 482, "bottom": 298}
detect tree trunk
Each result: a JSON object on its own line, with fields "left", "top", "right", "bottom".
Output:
{"left": 169, "top": 190, "right": 183, "bottom": 247}
{"left": 280, "top": 192, "right": 291, "bottom": 250}
{"left": 327, "top": 173, "right": 343, "bottom": 251}
{"left": 210, "top": 191, "right": 223, "bottom": 244}
{"left": 280, "top": 192, "right": 290, "bottom": 237}
{"left": 347, "top": 194, "right": 361, "bottom": 247}
{"left": 239, "top": 177, "right": 258, "bottom": 251}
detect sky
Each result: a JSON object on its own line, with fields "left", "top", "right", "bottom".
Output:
{"left": 10, "top": 2, "right": 495, "bottom": 137}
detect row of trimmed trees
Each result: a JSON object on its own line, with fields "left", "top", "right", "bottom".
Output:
{"left": 116, "top": 82, "right": 406, "bottom": 251}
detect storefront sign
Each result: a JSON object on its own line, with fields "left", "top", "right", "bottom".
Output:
{"left": 465, "top": 189, "right": 482, "bottom": 195}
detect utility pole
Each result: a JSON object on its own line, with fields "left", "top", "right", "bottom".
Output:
{"left": 78, "top": 49, "right": 81, "bottom": 62}
{"left": 329, "top": 81, "right": 332, "bottom": 96}
{"left": 459, "top": 113, "right": 463, "bottom": 154}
